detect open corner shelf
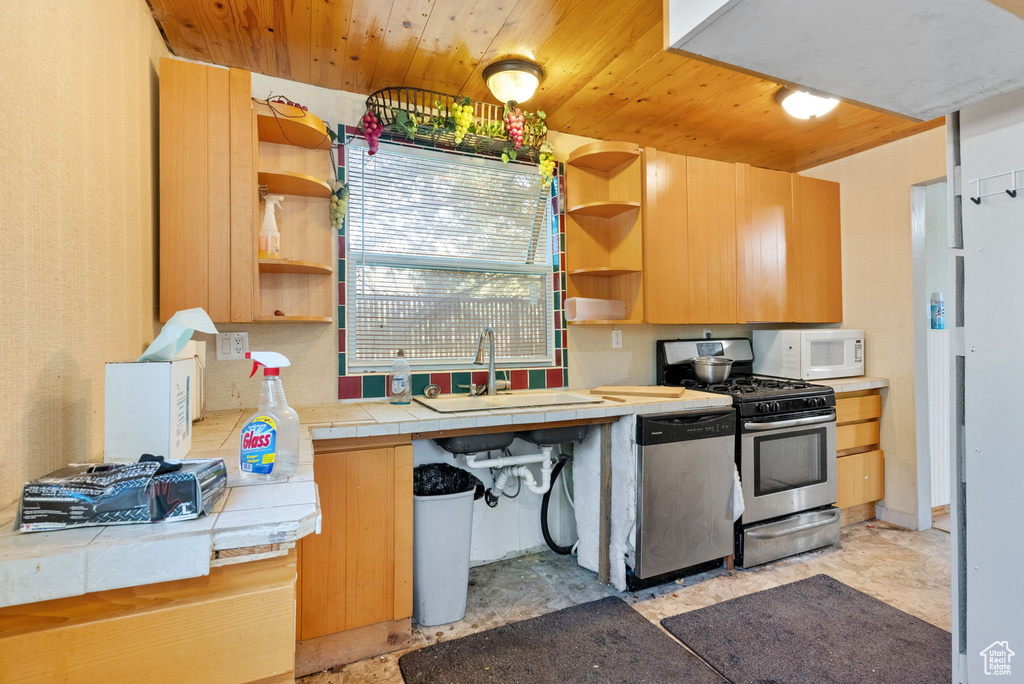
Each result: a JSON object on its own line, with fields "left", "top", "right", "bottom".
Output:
{"left": 255, "top": 100, "right": 332, "bottom": 150}
{"left": 258, "top": 169, "right": 332, "bottom": 198}
{"left": 567, "top": 141, "right": 641, "bottom": 172}
{"left": 254, "top": 315, "right": 334, "bottom": 323}
{"left": 569, "top": 266, "right": 642, "bottom": 277}
{"left": 567, "top": 200, "right": 641, "bottom": 218}
{"left": 568, "top": 319, "right": 642, "bottom": 325}
{"left": 258, "top": 258, "right": 333, "bottom": 275}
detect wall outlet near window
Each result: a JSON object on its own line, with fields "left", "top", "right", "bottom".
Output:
{"left": 216, "top": 332, "right": 249, "bottom": 360}
{"left": 611, "top": 329, "right": 623, "bottom": 349}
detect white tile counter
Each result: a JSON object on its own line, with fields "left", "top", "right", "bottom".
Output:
{"left": 0, "top": 414, "right": 320, "bottom": 609}
{"left": 814, "top": 376, "right": 890, "bottom": 393}
{"left": 0, "top": 388, "right": 726, "bottom": 609}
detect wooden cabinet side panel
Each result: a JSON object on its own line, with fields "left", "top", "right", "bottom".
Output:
{"left": 298, "top": 448, "right": 398, "bottom": 641}
{"left": 393, "top": 444, "right": 414, "bottom": 620}
{"left": 159, "top": 58, "right": 211, "bottom": 322}
{"left": 229, "top": 67, "right": 256, "bottom": 323}
{"left": 686, "top": 157, "right": 739, "bottom": 323}
{"left": 737, "top": 165, "right": 793, "bottom": 322}
{"left": 793, "top": 175, "right": 843, "bottom": 322}
{"left": 643, "top": 150, "right": 691, "bottom": 323}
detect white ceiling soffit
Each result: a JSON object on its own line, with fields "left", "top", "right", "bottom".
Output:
{"left": 665, "top": 0, "right": 1024, "bottom": 121}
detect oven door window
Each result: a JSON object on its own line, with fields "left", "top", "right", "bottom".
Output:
{"left": 753, "top": 428, "right": 828, "bottom": 496}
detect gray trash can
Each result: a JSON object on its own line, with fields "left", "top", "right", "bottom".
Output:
{"left": 412, "top": 488, "right": 476, "bottom": 626}
{"left": 411, "top": 462, "right": 483, "bottom": 627}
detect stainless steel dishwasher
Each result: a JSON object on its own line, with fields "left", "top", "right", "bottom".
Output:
{"left": 632, "top": 409, "right": 736, "bottom": 581}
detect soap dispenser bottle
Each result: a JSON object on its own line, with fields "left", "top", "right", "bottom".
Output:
{"left": 390, "top": 350, "right": 412, "bottom": 404}
{"left": 240, "top": 351, "right": 299, "bottom": 481}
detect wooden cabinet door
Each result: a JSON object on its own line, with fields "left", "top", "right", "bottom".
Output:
{"left": 159, "top": 58, "right": 256, "bottom": 323}
{"left": 837, "top": 450, "right": 885, "bottom": 507}
{"left": 684, "top": 156, "right": 740, "bottom": 323}
{"left": 644, "top": 152, "right": 739, "bottom": 324}
{"left": 643, "top": 149, "right": 689, "bottom": 324}
{"left": 791, "top": 175, "right": 843, "bottom": 322}
{"left": 296, "top": 443, "right": 413, "bottom": 641}
{"left": 737, "top": 164, "right": 794, "bottom": 322}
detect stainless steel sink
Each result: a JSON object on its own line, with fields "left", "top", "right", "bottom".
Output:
{"left": 414, "top": 391, "right": 602, "bottom": 413}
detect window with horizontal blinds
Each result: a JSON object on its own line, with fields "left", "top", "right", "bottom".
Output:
{"left": 347, "top": 141, "right": 555, "bottom": 370}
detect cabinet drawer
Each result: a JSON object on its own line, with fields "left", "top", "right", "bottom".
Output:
{"left": 837, "top": 449, "right": 885, "bottom": 508}
{"left": 837, "top": 421, "right": 880, "bottom": 452}
{"left": 835, "top": 394, "right": 881, "bottom": 424}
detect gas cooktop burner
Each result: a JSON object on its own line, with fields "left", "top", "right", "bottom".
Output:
{"left": 675, "top": 375, "right": 830, "bottom": 400}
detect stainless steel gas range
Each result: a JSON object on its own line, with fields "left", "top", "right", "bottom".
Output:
{"left": 657, "top": 337, "right": 841, "bottom": 567}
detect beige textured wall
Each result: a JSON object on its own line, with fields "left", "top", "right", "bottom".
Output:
{"left": 0, "top": 1, "right": 168, "bottom": 508}
{"left": 802, "top": 126, "right": 947, "bottom": 524}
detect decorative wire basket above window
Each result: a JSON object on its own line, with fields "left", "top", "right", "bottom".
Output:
{"left": 364, "top": 87, "right": 549, "bottom": 165}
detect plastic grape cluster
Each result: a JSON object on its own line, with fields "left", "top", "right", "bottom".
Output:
{"left": 329, "top": 184, "right": 348, "bottom": 230}
{"left": 451, "top": 102, "right": 473, "bottom": 144}
{"left": 538, "top": 146, "right": 556, "bottom": 188}
{"left": 504, "top": 107, "right": 526, "bottom": 150}
{"left": 361, "top": 109, "right": 382, "bottom": 154}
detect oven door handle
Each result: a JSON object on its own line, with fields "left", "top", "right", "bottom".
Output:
{"left": 745, "top": 509, "right": 841, "bottom": 539}
{"left": 743, "top": 414, "right": 835, "bottom": 431}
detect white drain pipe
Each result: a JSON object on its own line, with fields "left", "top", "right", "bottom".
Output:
{"left": 465, "top": 446, "right": 555, "bottom": 495}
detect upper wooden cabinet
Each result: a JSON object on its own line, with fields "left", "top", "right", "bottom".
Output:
{"left": 644, "top": 150, "right": 740, "bottom": 324}
{"left": 159, "top": 58, "right": 335, "bottom": 324}
{"left": 791, "top": 175, "right": 843, "bottom": 322}
{"left": 159, "top": 58, "right": 257, "bottom": 323}
{"left": 640, "top": 147, "right": 842, "bottom": 325}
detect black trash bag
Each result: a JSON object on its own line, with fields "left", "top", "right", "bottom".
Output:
{"left": 414, "top": 463, "right": 484, "bottom": 499}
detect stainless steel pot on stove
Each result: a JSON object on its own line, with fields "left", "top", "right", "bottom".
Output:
{"left": 689, "top": 356, "right": 734, "bottom": 384}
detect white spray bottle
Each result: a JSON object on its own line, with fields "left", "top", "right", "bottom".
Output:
{"left": 239, "top": 351, "right": 299, "bottom": 481}
{"left": 259, "top": 195, "right": 284, "bottom": 259}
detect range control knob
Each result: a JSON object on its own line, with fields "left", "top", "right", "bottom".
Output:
{"left": 758, "top": 402, "right": 770, "bottom": 413}
{"left": 771, "top": 402, "right": 780, "bottom": 412}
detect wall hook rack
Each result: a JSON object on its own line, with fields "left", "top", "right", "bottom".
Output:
{"left": 969, "top": 168, "right": 1024, "bottom": 204}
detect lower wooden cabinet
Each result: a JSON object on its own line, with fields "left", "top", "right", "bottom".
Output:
{"left": 834, "top": 388, "right": 885, "bottom": 524}
{"left": 297, "top": 439, "right": 413, "bottom": 641}
{"left": 838, "top": 449, "right": 885, "bottom": 508}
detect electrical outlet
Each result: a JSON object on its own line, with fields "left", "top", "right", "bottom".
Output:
{"left": 611, "top": 329, "right": 623, "bottom": 349}
{"left": 216, "top": 332, "right": 249, "bottom": 360}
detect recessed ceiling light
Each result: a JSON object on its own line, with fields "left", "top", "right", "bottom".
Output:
{"left": 774, "top": 86, "right": 840, "bottom": 119}
{"left": 482, "top": 60, "right": 544, "bottom": 105}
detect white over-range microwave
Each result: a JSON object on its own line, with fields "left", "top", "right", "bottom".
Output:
{"left": 752, "top": 329, "right": 864, "bottom": 380}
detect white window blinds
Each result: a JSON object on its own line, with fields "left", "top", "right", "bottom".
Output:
{"left": 347, "top": 141, "right": 554, "bottom": 370}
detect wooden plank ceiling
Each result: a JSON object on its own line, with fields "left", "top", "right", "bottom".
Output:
{"left": 148, "top": 0, "right": 942, "bottom": 172}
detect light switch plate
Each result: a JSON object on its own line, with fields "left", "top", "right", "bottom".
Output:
{"left": 216, "top": 332, "right": 248, "bottom": 360}
{"left": 611, "top": 329, "right": 623, "bottom": 349}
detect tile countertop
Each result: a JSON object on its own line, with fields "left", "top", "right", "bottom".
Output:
{"left": 0, "top": 388, "right": 727, "bottom": 609}
{"left": 814, "top": 376, "right": 890, "bottom": 393}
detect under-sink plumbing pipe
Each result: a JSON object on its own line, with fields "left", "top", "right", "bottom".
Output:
{"left": 465, "top": 446, "right": 555, "bottom": 498}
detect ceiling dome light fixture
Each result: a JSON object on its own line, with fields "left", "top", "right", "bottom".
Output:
{"left": 483, "top": 59, "right": 544, "bottom": 105}
{"left": 774, "top": 86, "right": 840, "bottom": 120}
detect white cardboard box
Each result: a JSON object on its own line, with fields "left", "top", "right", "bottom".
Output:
{"left": 104, "top": 359, "right": 193, "bottom": 462}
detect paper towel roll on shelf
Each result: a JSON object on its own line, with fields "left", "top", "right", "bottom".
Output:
{"left": 564, "top": 297, "right": 626, "bottom": 322}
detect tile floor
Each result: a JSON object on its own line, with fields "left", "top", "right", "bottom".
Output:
{"left": 300, "top": 521, "right": 950, "bottom": 683}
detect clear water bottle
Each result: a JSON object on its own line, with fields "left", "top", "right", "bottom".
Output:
{"left": 390, "top": 349, "right": 412, "bottom": 404}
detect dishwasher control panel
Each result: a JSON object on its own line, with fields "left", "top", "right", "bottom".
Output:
{"left": 636, "top": 409, "right": 736, "bottom": 446}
